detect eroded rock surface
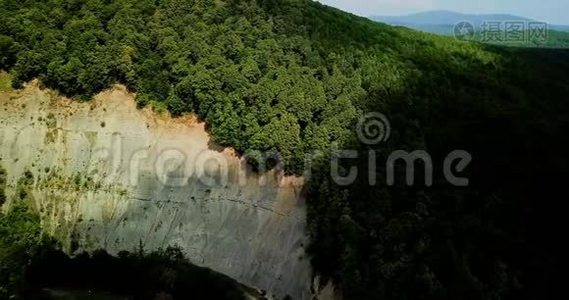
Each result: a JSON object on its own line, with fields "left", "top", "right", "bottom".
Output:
{"left": 0, "top": 82, "right": 311, "bottom": 299}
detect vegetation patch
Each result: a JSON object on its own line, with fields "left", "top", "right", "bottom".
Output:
{"left": 0, "top": 166, "right": 6, "bottom": 206}
{"left": 45, "top": 113, "right": 57, "bottom": 129}
{"left": 148, "top": 100, "right": 169, "bottom": 116}
{"left": 0, "top": 72, "right": 11, "bottom": 91}
{"left": 0, "top": 201, "right": 43, "bottom": 299}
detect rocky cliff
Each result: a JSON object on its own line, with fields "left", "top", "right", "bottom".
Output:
{"left": 0, "top": 82, "right": 314, "bottom": 299}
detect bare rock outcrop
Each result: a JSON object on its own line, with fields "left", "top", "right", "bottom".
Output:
{"left": 0, "top": 82, "right": 312, "bottom": 299}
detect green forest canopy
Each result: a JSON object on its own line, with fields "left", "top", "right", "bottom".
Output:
{"left": 1, "top": 0, "right": 569, "bottom": 299}
{"left": 0, "top": 0, "right": 504, "bottom": 172}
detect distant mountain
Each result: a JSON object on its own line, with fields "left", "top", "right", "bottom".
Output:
{"left": 371, "top": 10, "right": 569, "bottom": 35}
{"left": 372, "top": 10, "right": 531, "bottom": 27}
{"left": 553, "top": 25, "right": 569, "bottom": 32}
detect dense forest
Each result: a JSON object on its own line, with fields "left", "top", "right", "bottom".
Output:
{"left": 1, "top": 0, "right": 569, "bottom": 299}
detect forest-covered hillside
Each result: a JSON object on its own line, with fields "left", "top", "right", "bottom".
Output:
{"left": 0, "top": 0, "right": 506, "bottom": 172}
{"left": 1, "top": 0, "right": 569, "bottom": 299}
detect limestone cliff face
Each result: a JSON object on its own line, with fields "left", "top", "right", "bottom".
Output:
{"left": 0, "top": 82, "right": 313, "bottom": 299}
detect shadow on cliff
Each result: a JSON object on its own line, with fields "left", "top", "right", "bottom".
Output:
{"left": 22, "top": 244, "right": 254, "bottom": 300}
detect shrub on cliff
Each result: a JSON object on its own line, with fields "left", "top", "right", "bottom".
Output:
{"left": 0, "top": 202, "right": 43, "bottom": 298}
{"left": 0, "top": 166, "right": 7, "bottom": 206}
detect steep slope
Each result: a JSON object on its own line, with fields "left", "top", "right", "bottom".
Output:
{"left": 0, "top": 82, "right": 310, "bottom": 299}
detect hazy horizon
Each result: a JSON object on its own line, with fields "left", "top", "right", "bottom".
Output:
{"left": 317, "top": 0, "right": 569, "bottom": 25}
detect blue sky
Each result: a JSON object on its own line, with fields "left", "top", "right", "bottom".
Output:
{"left": 317, "top": 0, "right": 569, "bottom": 25}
